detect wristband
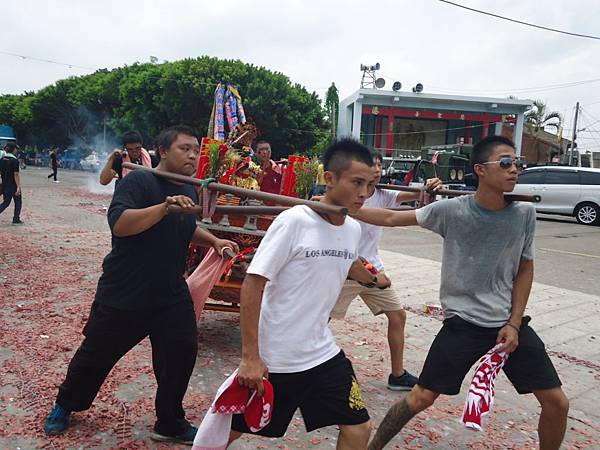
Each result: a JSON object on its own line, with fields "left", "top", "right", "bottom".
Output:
{"left": 504, "top": 322, "right": 520, "bottom": 333}
{"left": 199, "top": 177, "right": 216, "bottom": 189}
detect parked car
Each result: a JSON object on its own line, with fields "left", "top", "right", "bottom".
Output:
{"left": 80, "top": 154, "right": 101, "bottom": 172}
{"left": 59, "top": 149, "right": 84, "bottom": 170}
{"left": 512, "top": 166, "right": 600, "bottom": 225}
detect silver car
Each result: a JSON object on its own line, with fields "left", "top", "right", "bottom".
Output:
{"left": 512, "top": 166, "right": 600, "bottom": 225}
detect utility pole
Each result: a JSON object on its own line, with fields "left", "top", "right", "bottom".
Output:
{"left": 569, "top": 102, "right": 579, "bottom": 166}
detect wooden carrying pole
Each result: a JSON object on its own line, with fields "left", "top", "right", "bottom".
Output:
{"left": 376, "top": 184, "right": 541, "bottom": 203}
{"left": 167, "top": 205, "right": 289, "bottom": 216}
{"left": 123, "top": 163, "right": 348, "bottom": 216}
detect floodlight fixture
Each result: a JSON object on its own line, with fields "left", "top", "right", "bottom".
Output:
{"left": 412, "top": 83, "right": 424, "bottom": 93}
{"left": 392, "top": 81, "right": 402, "bottom": 91}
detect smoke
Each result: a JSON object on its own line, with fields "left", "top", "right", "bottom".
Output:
{"left": 83, "top": 171, "right": 114, "bottom": 195}
{"left": 63, "top": 105, "right": 121, "bottom": 195}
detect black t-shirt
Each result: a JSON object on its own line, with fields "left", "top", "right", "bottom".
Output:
{"left": 0, "top": 155, "right": 20, "bottom": 190}
{"left": 95, "top": 170, "right": 198, "bottom": 310}
{"left": 51, "top": 153, "right": 57, "bottom": 168}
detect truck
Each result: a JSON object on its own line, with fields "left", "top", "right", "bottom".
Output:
{"left": 380, "top": 144, "right": 476, "bottom": 189}
{"left": 415, "top": 143, "right": 474, "bottom": 188}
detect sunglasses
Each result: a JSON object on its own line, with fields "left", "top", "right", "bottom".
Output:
{"left": 480, "top": 157, "right": 524, "bottom": 171}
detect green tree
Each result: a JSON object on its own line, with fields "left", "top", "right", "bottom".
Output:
{"left": 0, "top": 57, "right": 327, "bottom": 156}
{"left": 324, "top": 82, "right": 339, "bottom": 139}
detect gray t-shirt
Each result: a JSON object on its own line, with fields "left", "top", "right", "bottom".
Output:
{"left": 416, "top": 195, "right": 536, "bottom": 328}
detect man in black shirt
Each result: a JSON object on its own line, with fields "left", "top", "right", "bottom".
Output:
{"left": 99, "top": 130, "right": 153, "bottom": 186}
{"left": 44, "top": 125, "right": 238, "bottom": 444}
{"left": 0, "top": 142, "right": 23, "bottom": 224}
{"left": 48, "top": 147, "right": 59, "bottom": 182}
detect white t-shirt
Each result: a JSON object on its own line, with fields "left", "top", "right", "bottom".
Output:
{"left": 357, "top": 189, "right": 400, "bottom": 271}
{"left": 247, "top": 205, "right": 361, "bottom": 373}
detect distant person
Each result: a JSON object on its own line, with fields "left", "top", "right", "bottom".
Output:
{"left": 99, "top": 131, "right": 152, "bottom": 186}
{"left": 255, "top": 139, "right": 282, "bottom": 195}
{"left": 18, "top": 149, "right": 26, "bottom": 169}
{"left": 48, "top": 147, "right": 59, "bottom": 183}
{"left": 0, "top": 142, "right": 24, "bottom": 224}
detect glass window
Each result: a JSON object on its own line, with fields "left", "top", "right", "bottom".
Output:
{"left": 517, "top": 170, "right": 545, "bottom": 184}
{"left": 580, "top": 171, "right": 600, "bottom": 185}
{"left": 545, "top": 170, "right": 580, "bottom": 185}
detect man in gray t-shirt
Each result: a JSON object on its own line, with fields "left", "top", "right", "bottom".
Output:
{"left": 416, "top": 194, "right": 536, "bottom": 328}
{"left": 356, "top": 136, "right": 569, "bottom": 450}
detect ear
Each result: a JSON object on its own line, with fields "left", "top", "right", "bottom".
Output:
{"left": 324, "top": 170, "right": 337, "bottom": 188}
{"left": 158, "top": 145, "right": 168, "bottom": 159}
{"left": 473, "top": 163, "right": 486, "bottom": 179}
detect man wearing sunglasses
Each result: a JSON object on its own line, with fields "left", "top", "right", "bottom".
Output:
{"left": 100, "top": 130, "right": 153, "bottom": 186}
{"left": 354, "top": 135, "right": 568, "bottom": 450}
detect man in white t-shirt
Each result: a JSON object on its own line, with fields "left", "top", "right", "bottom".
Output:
{"left": 228, "top": 139, "right": 376, "bottom": 449}
{"left": 331, "top": 151, "right": 441, "bottom": 391}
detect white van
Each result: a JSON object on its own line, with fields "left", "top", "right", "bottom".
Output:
{"left": 512, "top": 166, "right": 600, "bottom": 225}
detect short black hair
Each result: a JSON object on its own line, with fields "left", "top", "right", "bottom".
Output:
{"left": 370, "top": 148, "right": 383, "bottom": 163}
{"left": 254, "top": 138, "right": 270, "bottom": 148}
{"left": 4, "top": 142, "right": 18, "bottom": 150}
{"left": 471, "top": 135, "right": 516, "bottom": 172}
{"left": 156, "top": 125, "right": 197, "bottom": 150}
{"left": 122, "top": 130, "right": 143, "bottom": 146}
{"left": 322, "top": 138, "right": 373, "bottom": 175}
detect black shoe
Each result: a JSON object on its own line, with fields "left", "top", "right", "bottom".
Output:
{"left": 150, "top": 425, "right": 198, "bottom": 445}
{"left": 387, "top": 371, "right": 418, "bottom": 391}
{"left": 12, "top": 219, "right": 24, "bottom": 225}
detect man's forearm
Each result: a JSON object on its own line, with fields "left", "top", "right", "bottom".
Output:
{"left": 14, "top": 173, "right": 21, "bottom": 189}
{"left": 99, "top": 159, "right": 115, "bottom": 185}
{"left": 240, "top": 275, "right": 265, "bottom": 359}
{"left": 509, "top": 260, "right": 534, "bottom": 327}
{"left": 353, "top": 208, "right": 418, "bottom": 227}
{"left": 191, "top": 226, "right": 219, "bottom": 247}
{"left": 112, "top": 203, "right": 166, "bottom": 237}
{"left": 396, "top": 191, "right": 420, "bottom": 203}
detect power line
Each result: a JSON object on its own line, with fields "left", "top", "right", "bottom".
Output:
{"left": 439, "top": 1, "right": 600, "bottom": 40}
{"left": 0, "top": 50, "right": 96, "bottom": 71}
{"left": 0, "top": 50, "right": 328, "bottom": 93}
{"left": 427, "top": 77, "right": 600, "bottom": 95}
{"left": 377, "top": 71, "right": 600, "bottom": 97}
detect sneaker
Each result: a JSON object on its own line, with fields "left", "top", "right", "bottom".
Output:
{"left": 150, "top": 425, "right": 198, "bottom": 445}
{"left": 53, "top": 180, "right": 60, "bottom": 183}
{"left": 12, "top": 219, "right": 24, "bottom": 225}
{"left": 43, "top": 403, "right": 71, "bottom": 435}
{"left": 387, "top": 371, "right": 418, "bottom": 391}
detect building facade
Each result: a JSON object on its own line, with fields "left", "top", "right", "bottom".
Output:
{"left": 338, "top": 89, "right": 532, "bottom": 156}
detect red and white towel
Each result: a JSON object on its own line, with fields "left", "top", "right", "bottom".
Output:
{"left": 461, "top": 344, "right": 509, "bottom": 431}
{"left": 192, "top": 370, "right": 274, "bottom": 450}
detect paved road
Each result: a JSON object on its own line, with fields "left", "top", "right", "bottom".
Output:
{"left": 380, "top": 211, "right": 600, "bottom": 296}
{"left": 2, "top": 167, "right": 597, "bottom": 449}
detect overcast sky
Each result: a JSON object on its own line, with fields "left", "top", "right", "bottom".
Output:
{"left": 2, "top": 0, "right": 600, "bottom": 145}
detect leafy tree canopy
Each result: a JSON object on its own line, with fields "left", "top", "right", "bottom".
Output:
{"left": 0, "top": 56, "right": 329, "bottom": 157}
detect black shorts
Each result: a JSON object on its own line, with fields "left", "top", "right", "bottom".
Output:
{"left": 231, "top": 351, "right": 370, "bottom": 437}
{"left": 418, "top": 316, "right": 562, "bottom": 395}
